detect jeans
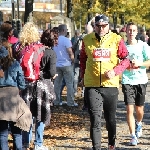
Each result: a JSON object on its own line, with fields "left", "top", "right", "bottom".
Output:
{"left": 54, "top": 65, "right": 75, "bottom": 106}
{"left": 60, "top": 78, "right": 66, "bottom": 102}
{"left": 86, "top": 87, "right": 118, "bottom": 150}
{"left": 74, "top": 63, "right": 80, "bottom": 95}
{"left": 0, "top": 120, "right": 22, "bottom": 150}
{"left": 22, "top": 119, "right": 45, "bottom": 148}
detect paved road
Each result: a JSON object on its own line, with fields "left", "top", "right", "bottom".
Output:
{"left": 43, "top": 74, "right": 150, "bottom": 150}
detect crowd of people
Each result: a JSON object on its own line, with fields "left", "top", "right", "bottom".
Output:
{"left": 0, "top": 13, "right": 150, "bottom": 150}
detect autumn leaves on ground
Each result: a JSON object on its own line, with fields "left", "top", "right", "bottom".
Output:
{"left": 44, "top": 96, "right": 90, "bottom": 149}
{"left": 9, "top": 88, "right": 92, "bottom": 150}
{"left": 8, "top": 84, "right": 150, "bottom": 149}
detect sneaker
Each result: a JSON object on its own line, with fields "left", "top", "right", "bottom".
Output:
{"left": 62, "top": 101, "right": 67, "bottom": 105}
{"left": 135, "top": 123, "right": 142, "bottom": 138}
{"left": 59, "top": 102, "right": 63, "bottom": 106}
{"left": 34, "top": 145, "right": 48, "bottom": 150}
{"left": 67, "top": 102, "right": 78, "bottom": 107}
{"left": 129, "top": 136, "right": 138, "bottom": 146}
{"left": 108, "top": 145, "right": 116, "bottom": 150}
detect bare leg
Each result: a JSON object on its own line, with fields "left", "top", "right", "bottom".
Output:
{"left": 135, "top": 106, "right": 144, "bottom": 122}
{"left": 126, "top": 105, "right": 135, "bottom": 134}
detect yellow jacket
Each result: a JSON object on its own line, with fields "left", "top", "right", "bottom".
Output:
{"left": 83, "top": 32, "right": 122, "bottom": 87}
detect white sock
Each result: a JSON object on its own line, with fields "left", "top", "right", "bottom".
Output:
{"left": 131, "top": 133, "right": 136, "bottom": 137}
{"left": 136, "top": 121, "right": 142, "bottom": 125}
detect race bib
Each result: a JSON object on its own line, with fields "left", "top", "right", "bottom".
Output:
{"left": 93, "top": 48, "right": 111, "bottom": 62}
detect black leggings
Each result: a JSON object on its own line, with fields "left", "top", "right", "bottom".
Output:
{"left": 86, "top": 87, "right": 118, "bottom": 150}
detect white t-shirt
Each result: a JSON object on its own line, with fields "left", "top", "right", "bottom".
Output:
{"left": 53, "top": 35, "right": 72, "bottom": 67}
{"left": 122, "top": 40, "right": 150, "bottom": 85}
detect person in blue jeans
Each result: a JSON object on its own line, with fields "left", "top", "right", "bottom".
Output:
{"left": 53, "top": 24, "right": 77, "bottom": 107}
{"left": 22, "top": 119, "right": 45, "bottom": 149}
{"left": 13, "top": 24, "right": 57, "bottom": 150}
{"left": 0, "top": 45, "right": 31, "bottom": 150}
{"left": 59, "top": 78, "right": 67, "bottom": 105}
{"left": 0, "top": 121, "right": 22, "bottom": 150}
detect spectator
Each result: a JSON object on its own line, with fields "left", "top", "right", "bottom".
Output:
{"left": 1, "top": 22, "right": 18, "bottom": 44}
{"left": 4, "top": 21, "right": 19, "bottom": 38}
{"left": 137, "top": 28, "right": 148, "bottom": 42}
{"left": 71, "top": 29, "right": 80, "bottom": 52}
{"left": 0, "top": 41, "right": 32, "bottom": 150}
{"left": 53, "top": 24, "right": 77, "bottom": 106}
{"left": 13, "top": 22, "right": 56, "bottom": 150}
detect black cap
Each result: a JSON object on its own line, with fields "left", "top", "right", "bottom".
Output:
{"left": 95, "top": 14, "right": 109, "bottom": 24}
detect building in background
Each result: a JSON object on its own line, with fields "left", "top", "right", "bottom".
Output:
{"left": 0, "top": 0, "right": 66, "bottom": 29}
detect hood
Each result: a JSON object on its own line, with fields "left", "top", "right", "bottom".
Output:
{"left": 8, "top": 36, "right": 18, "bottom": 44}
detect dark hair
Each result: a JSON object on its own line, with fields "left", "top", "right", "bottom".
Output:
{"left": 41, "top": 29, "right": 55, "bottom": 47}
{"left": 3, "top": 21, "right": 18, "bottom": 38}
{"left": 0, "top": 23, "right": 13, "bottom": 39}
{"left": 126, "top": 22, "right": 136, "bottom": 29}
{"left": 0, "top": 55, "right": 12, "bottom": 71}
{"left": 52, "top": 27, "right": 59, "bottom": 46}
{"left": 4, "top": 21, "right": 11, "bottom": 24}
{"left": 0, "top": 38, "right": 14, "bottom": 71}
{"left": 53, "top": 27, "right": 58, "bottom": 32}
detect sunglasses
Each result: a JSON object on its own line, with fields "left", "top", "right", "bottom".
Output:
{"left": 95, "top": 24, "right": 108, "bottom": 28}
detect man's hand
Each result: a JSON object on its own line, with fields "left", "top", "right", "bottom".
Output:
{"left": 66, "top": 47, "right": 74, "bottom": 63}
{"left": 132, "top": 59, "right": 143, "bottom": 68}
{"left": 105, "top": 70, "right": 116, "bottom": 79}
{"left": 0, "top": 69, "right": 4, "bottom": 78}
{"left": 71, "top": 57, "right": 74, "bottom": 63}
{"left": 52, "top": 74, "right": 58, "bottom": 79}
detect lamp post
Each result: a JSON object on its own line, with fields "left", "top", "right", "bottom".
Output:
{"left": 17, "top": 0, "right": 19, "bottom": 19}
{"left": 113, "top": 12, "right": 117, "bottom": 30}
{"left": 67, "top": 0, "right": 73, "bottom": 21}
{"left": 11, "top": 0, "right": 15, "bottom": 19}
{"left": 0, "top": 11, "right": 3, "bottom": 25}
{"left": 60, "top": 0, "right": 62, "bottom": 15}
{"left": 24, "top": 0, "right": 33, "bottom": 23}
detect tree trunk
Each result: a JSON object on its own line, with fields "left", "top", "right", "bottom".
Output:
{"left": 24, "top": 0, "right": 34, "bottom": 23}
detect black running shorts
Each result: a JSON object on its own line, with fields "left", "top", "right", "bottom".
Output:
{"left": 122, "top": 84, "right": 147, "bottom": 106}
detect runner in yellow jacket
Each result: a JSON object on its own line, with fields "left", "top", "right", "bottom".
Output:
{"left": 80, "top": 14, "right": 130, "bottom": 150}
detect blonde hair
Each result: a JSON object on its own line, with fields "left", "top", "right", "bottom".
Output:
{"left": 19, "top": 22, "right": 40, "bottom": 45}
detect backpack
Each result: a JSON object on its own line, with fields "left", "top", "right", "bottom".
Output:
{"left": 19, "top": 43, "right": 45, "bottom": 82}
